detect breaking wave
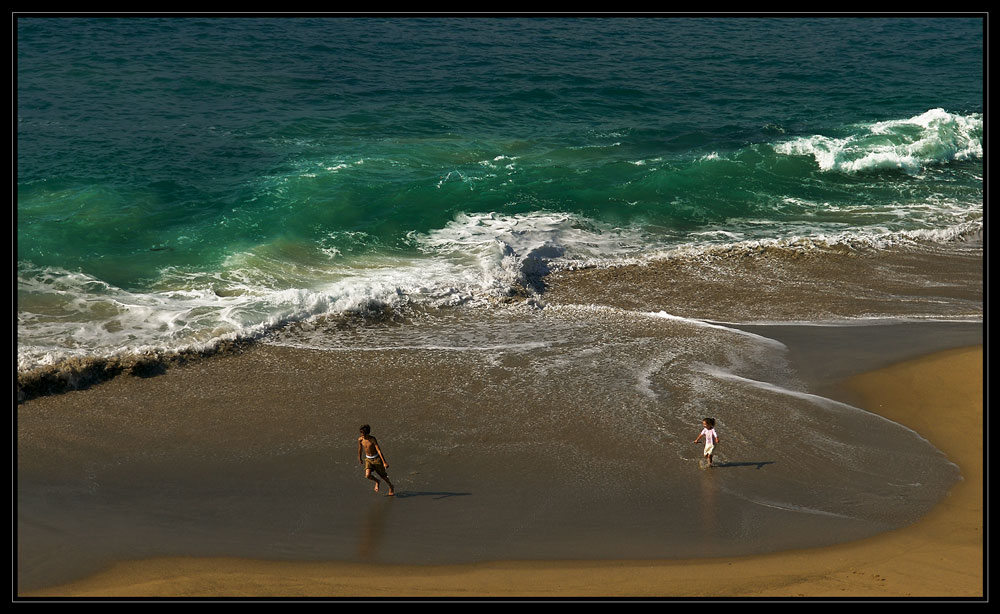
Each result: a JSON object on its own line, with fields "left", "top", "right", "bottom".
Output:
{"left": 774, "top": 108, "right": 982, "bottom": 175}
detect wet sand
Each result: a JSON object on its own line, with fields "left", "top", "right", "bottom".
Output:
{"left": 17, "top": 343, "right": 983, "bottom": 598}
{"left": 17, "top": 240, "right": 983, "bottom": 599}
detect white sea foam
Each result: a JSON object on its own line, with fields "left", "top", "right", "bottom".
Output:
{"left": 774, "top": 108, "right": 982, "bottom": 175}
{"left": 646, "top": 311, "right": 789, "bottom": 350}
{"left": 16, "top": 206, "right": 982, "bottom": 373}
{"left": 17, "top": 264, "right": 296, "bottom": 371}
{"left": 413, "top": 211, "right": 652, "bottom": 289}
{"left": 725, "top": 494, "right": 856, "bottom": 520}
{"left": 650, "top": 217, "right": 982, "bottom": 263}
{"left": 699, "top": 366, "right": 934, "bottom": 445}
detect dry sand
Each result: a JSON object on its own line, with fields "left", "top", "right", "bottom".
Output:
{"left": 21, "top": 345, "right": 983, "bottom": 599}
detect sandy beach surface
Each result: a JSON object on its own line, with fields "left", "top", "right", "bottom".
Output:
{"left": 17, "top": 16, "right": 985, "bottom": 601}
{"left": 17, "top": 341, "right": 983, "bottom": 599}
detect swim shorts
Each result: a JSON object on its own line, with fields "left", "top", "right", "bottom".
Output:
{"left": 365, "top": 457, "right": 388, "bottom": 479}
{"left": 703, "top": 443, "right": 715, "bottom": 456}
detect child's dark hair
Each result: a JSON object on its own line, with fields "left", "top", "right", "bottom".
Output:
{"left": 360, "top": 424, "right": 371, "bottom": 435}
{"left": 703, "top": 418, "right": 715, "bottom": 427}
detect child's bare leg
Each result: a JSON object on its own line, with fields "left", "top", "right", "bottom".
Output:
{"left": 365, "top": 469, "right": 381, "bottom": 492}
{"left": 384, "top": 475, "right": 395, "bottom": 496}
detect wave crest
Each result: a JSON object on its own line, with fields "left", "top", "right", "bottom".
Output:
{"left": 774, "top": 108, "right": 982, "bottom": 175}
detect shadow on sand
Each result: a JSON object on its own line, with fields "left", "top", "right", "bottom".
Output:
{"left": 393, "top": 491, "right": 472, "bottom": 500}
{"left": 713, "top": 461, "right": 775, "bottom": 469}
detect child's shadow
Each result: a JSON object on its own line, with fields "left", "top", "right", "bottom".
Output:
{"left": 394, "top": 491, "right": 471, "bottom": 500}
{"left": 713, "top": 461, "right": 774, "bottom": 470}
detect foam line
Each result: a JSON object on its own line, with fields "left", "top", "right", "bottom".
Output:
{"left": 647, "top": 311, "right": 788, "bottom": 350}
{"left": 700, "top": 367, "right": 939, "bottom": 448}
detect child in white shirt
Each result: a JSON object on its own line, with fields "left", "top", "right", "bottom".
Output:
{"left": 694, "top": 418, "right": 719, "bottom": 467}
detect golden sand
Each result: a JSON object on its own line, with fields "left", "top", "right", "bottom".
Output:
{"left": 22, "top": 346, "right": 983, "bottom": 599}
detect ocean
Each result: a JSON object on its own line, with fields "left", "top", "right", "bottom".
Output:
{"left": 17, "top": 17, "right": 983, "bottom": 376}
{"left": 15, "top": 16, "right": 984, "bottom": 581}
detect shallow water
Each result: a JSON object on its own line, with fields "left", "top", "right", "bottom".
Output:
{"left": 17, "top": 307, "right": 979, "bottom": 592}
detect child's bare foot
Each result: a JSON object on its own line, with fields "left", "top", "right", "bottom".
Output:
{"left": 373, "top": 481, "right": 380, "bottom": 493}
{"left": 387, "top": 486, "right": 395, "bottom": 496}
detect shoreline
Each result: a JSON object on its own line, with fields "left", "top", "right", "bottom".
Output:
{"left": 20, "top": 344, "right": 983, "bottom": 599}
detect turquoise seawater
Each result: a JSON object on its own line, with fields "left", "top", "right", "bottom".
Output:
{"left": 17, "top": 17, "right": 984, "bottom": 372}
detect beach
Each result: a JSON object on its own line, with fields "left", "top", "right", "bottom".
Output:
{"left": 17, "top": 342, "right": 983, "bottom": 598}
{"left": 16, "top": 17, "right": 983, "bottom": 601}
{"left": 16, "top": 242, "right": 984, "bottom": 601}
